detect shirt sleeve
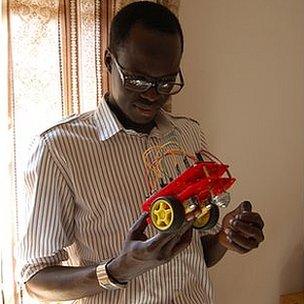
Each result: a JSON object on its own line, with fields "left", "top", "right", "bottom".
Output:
{"left": 18, "top": 136, "right": 75, "bottom": 283}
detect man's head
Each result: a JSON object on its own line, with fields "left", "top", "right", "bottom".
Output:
{"left": 105, "top": 1, "right": 184, "bottom": 125}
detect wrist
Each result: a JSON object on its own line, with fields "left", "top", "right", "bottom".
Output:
{"left": 202, "top": 232, "right": 228, "bottom": 268}
{"left": 96, "top": 258, "right": 128, "bottom": 290}
{"left": 217, "top": 230, "right": 230, "bottom": 251}
{"left": 106, "top": 256, "right": 130, "bottom": 284}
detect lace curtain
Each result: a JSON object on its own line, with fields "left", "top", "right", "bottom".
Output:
{"left": 2, "top": 0, "right": 180, "bottom": 303}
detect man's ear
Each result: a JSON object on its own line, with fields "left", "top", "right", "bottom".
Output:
{"left": 104, "top": 48, "right": 112, "bottom": 73}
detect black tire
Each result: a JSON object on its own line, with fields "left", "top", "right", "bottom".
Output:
{"left": 150, "top": 196, "right": 185, "bottom": 233}
{"left": 193, "top": 204, "right": 220, "bottom": 230}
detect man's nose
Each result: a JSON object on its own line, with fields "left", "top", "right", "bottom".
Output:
{"left": 140, "top": 87, "right": 159, "bottom": 102}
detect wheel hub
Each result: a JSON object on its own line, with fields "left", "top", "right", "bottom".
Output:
{"left": 151, "top": 200, "right": 174, "bottom": 230}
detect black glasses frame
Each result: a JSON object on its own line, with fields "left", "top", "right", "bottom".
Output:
{"left": 110, "top": 51, "right": 184, "bottom": 95}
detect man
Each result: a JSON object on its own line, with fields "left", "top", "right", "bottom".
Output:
{"left": 19, "top": 2, "right": 264, "bottom": 303}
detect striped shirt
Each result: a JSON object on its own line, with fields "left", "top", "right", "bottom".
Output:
{"left": 19, "top": 96, "right": 220, "bottom": 304}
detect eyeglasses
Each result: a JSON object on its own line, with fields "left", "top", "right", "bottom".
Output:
{"left": 110, "top": 52, "right": 184, "bottom": 95}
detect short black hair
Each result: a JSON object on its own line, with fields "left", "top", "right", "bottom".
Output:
{"left": 109, "top": 1, "right": 184, "bottom": 54}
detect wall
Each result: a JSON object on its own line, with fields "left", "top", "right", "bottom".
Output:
{"left": 174, "top": 1, "right": 304, "bottom": 303}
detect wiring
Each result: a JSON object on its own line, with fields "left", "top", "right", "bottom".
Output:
{"left": 143, "top": 140, "right": 198, "bottom": 195}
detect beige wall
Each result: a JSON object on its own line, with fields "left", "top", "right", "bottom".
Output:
{"left": 174, "top": 1, "right": 304, "bottom": 303}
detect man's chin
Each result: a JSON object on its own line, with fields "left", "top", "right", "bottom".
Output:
{"left": 132, "top": 116, "right": 155, "bottom": 125}
{"left": 132, "top": 105, "right": 158, "bottom": 124}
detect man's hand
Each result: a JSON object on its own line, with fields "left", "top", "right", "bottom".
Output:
{"left": 219, "top": 201, "right": 265, "bottom": 254}
{"left": 24, "top": 213, "right": 192, "bottom": 302}
{"left": 107, "top": 212, "right": 193, "bottom": 283}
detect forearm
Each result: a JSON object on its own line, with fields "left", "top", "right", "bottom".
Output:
{"left": 201, "top": 233, "right": 227, "bottom": 267}
{"left": 25, "top": 264, "right": 102, "bottom": 302}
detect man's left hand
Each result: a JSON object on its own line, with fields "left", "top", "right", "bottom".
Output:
{"left": 218, "top": 201, "right": 265, "bottom": 254}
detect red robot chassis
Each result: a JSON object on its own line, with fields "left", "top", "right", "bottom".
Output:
{"left": 142, "top": 150, "right": 236, "bottom": 233}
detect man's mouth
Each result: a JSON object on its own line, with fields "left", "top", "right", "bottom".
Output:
{"left": 134, "top": 104, "right": 157, "bottom": 116}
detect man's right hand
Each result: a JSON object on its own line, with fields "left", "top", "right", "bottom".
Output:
{"left": 107, "top": 212, "right": 193, "bottom": 283}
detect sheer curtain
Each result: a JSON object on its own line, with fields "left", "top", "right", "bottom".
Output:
{"left": 2, "top": 0, "right": 180, "bottom": 303}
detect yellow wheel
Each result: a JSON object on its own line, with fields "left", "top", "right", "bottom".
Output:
{"left": 150, "top": 197, "right": 184, "bottom": 233}
{"left": 193, "top": 205, "right": 219, "bottom": 230}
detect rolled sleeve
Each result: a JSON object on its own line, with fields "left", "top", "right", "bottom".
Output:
{"left": 20, "top": 249, "right": 69, "bottom": 283}
{"left": 18, "top": 136, "right": 75, "bottom": 283}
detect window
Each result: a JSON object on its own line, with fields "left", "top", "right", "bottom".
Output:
{"left": 1, "top": 1, "right": 179, "bottom": 302}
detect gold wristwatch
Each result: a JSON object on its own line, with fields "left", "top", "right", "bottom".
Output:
{"left": 96, "top": 259, "right": 128, "bottom": 290}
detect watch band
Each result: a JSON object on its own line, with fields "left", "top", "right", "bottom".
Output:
{"left": 96, "top": 259, "right": 128, "bottom": 290}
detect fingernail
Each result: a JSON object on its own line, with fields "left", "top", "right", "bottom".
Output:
{"left": 229, "top": 219, "right": 234, "bottom": 225}
{"left": 224, "top": 228, "right": 230, "bottom": 235}
{"left": 236, "top": 214, "right": 241, "bottom": 220}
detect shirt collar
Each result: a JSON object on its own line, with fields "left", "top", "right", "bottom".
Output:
{"left": 93, "top": 96, "right": 177, "bottom": 141}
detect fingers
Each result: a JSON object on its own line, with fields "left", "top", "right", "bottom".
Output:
{"left": 156, "top": 224, "right": 193, "bottom": 261}
{"left": 128, "top": 212, "right": 149, "bottom": 241}
{"left": 145, "top": 218, "right": 193, "bottom": 249}
{"left": 234, "top": 212, "right": 264, "bottom": 230}
{"left": 230, "top": 219, "right": 265, "bottom": 243}
{"left": 221, "top": 201, "right": 265, "bottom": 254}
{"left": 240, "top": 201, "right": 252, "bottom": 213}
{"left": 223, "top": 218, "right": 264, "bottom": 254}
{"left": 227, "top": 201, "right": 264, "bottom": 230}
{"left": 224, "top": 232, "right": 251, "bottom": 254}
{"left": 144, "top": 231, "right": 177, "bottom": 251}
{"left": 233, "top": 201, "right": 252, "bottom": 215}
{"left": 225, "top": 228, "right": 259, "bottom": 251}
{"left": 143, "top": 220, "right": 193, "bottom": 262}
